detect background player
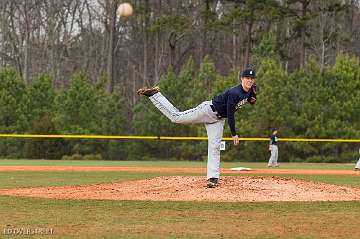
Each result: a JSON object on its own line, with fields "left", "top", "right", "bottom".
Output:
{"left": 268, "top": 128, "right": 279, "bottom": 167}
{"left": 355, "top": 147, "right": 360, "bottom": 171}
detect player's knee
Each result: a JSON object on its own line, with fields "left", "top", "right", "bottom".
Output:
{"left": 209, "top": 139, "right": 221, "bottom": 150}
{"left": 170, "top": 117, "right": 183, "bottom": 124}
{"left": 171, "top": 116, "right": 189, "bottom": 124}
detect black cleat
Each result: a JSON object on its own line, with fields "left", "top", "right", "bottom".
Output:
{"left": 207, "top": 178, "right": 219, "bottom": 188}
{"left": 137, "top": 86, "right": 160, "bottom": 97}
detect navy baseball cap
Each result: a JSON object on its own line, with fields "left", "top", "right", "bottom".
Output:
{"left": 271, "top": 128, "right": 278, "bottom": 133}
{"left": 241, "top": 68, "right": 256, "bottom": 78}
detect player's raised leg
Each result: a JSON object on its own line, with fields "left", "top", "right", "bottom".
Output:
{"left": 138, "top": 87, "right": 218, "bottom": 124}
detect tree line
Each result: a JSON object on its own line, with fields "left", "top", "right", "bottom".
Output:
{"left": 0, "top": 53, "right": 358, "bottom": 162}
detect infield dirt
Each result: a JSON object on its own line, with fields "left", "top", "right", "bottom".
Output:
{"left": 0, "top": 175, "right": 359, "bottom": 202}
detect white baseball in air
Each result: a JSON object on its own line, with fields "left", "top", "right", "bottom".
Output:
{"left": 117, "top": 3, "right": 133, "bottom": 17}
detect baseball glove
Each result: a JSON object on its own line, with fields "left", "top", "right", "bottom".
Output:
{"left": 248, "top": 84, "right": 257, "bottom": 105}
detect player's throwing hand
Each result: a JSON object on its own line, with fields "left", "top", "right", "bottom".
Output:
{"left": 232, "top": 135, "right": 240, "bottom": 145}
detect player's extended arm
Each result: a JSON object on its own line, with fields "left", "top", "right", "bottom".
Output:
{"left": 227, "top": 103, "right": 239, "bottom": 145}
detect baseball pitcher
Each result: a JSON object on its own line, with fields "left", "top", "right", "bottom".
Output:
{"left": 137, "top": 68, "right": 257, "bottom": 188}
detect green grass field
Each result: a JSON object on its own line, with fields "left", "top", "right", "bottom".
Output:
{"left": 0, "top": 160, "right": 359, "bottom": 239}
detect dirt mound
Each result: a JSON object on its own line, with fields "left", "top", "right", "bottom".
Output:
{"left": 1, "top": 176, "right": 359, "bottom": 202}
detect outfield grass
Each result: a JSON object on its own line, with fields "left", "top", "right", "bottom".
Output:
{"left": 0, "top": 160, "right": 359, "bottom": 238}
{"left": 280, "top": 174, "right": 360, "bottom": 188}
{"left": 0, "top": 159, "right": 356, "bottom": 170}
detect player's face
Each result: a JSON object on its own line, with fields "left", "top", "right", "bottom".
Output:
{"left": 241, "top": 76, "right": 255, "bottom": 91}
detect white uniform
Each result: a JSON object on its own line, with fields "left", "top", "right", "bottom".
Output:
{"left": 149, "top": 92, "right": 225, "bottom": 179}
{"left": 268, "top": 134, "right": 279, "bottom": 167}
{"left": 355, "top": 148, "right": 360, "bottom": 170}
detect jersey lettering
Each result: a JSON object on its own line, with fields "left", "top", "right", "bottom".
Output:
{"left": 235, "top": 98, "right": 248, "bottom": 110}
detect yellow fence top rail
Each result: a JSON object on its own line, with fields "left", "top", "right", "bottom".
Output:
{"left": 0, "top": 134, "right": 359, "bottom": 143}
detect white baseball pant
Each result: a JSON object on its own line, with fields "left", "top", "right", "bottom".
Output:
{"left": 356, "top": 148, "right": 360, "bottom": 169}
{"left": 149, "top": 92, "right": 226, "bottom": 179}
{"left": 268, "top": 145, "right": 278, "bottom": 166}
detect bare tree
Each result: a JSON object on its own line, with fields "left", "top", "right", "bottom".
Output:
{"left": 0, "top": 0, "right": 359, "bottom": 95}
{"left": 105, "top": 0, "right": 117, "bottom": 93}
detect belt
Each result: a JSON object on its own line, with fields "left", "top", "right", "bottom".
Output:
{"left": 210, "top": 105, "right": 223, "bottom": 119}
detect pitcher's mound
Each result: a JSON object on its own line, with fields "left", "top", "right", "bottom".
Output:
{"left": 1, "top": 176, "right": 360, "bottom": 202}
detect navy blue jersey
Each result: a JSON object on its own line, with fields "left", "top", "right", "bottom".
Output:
{"left": 211, "top": 84, "right": 251, "bottom": 136}
{"left": 270, "top": 135, "right": 278, "bottom": 145}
